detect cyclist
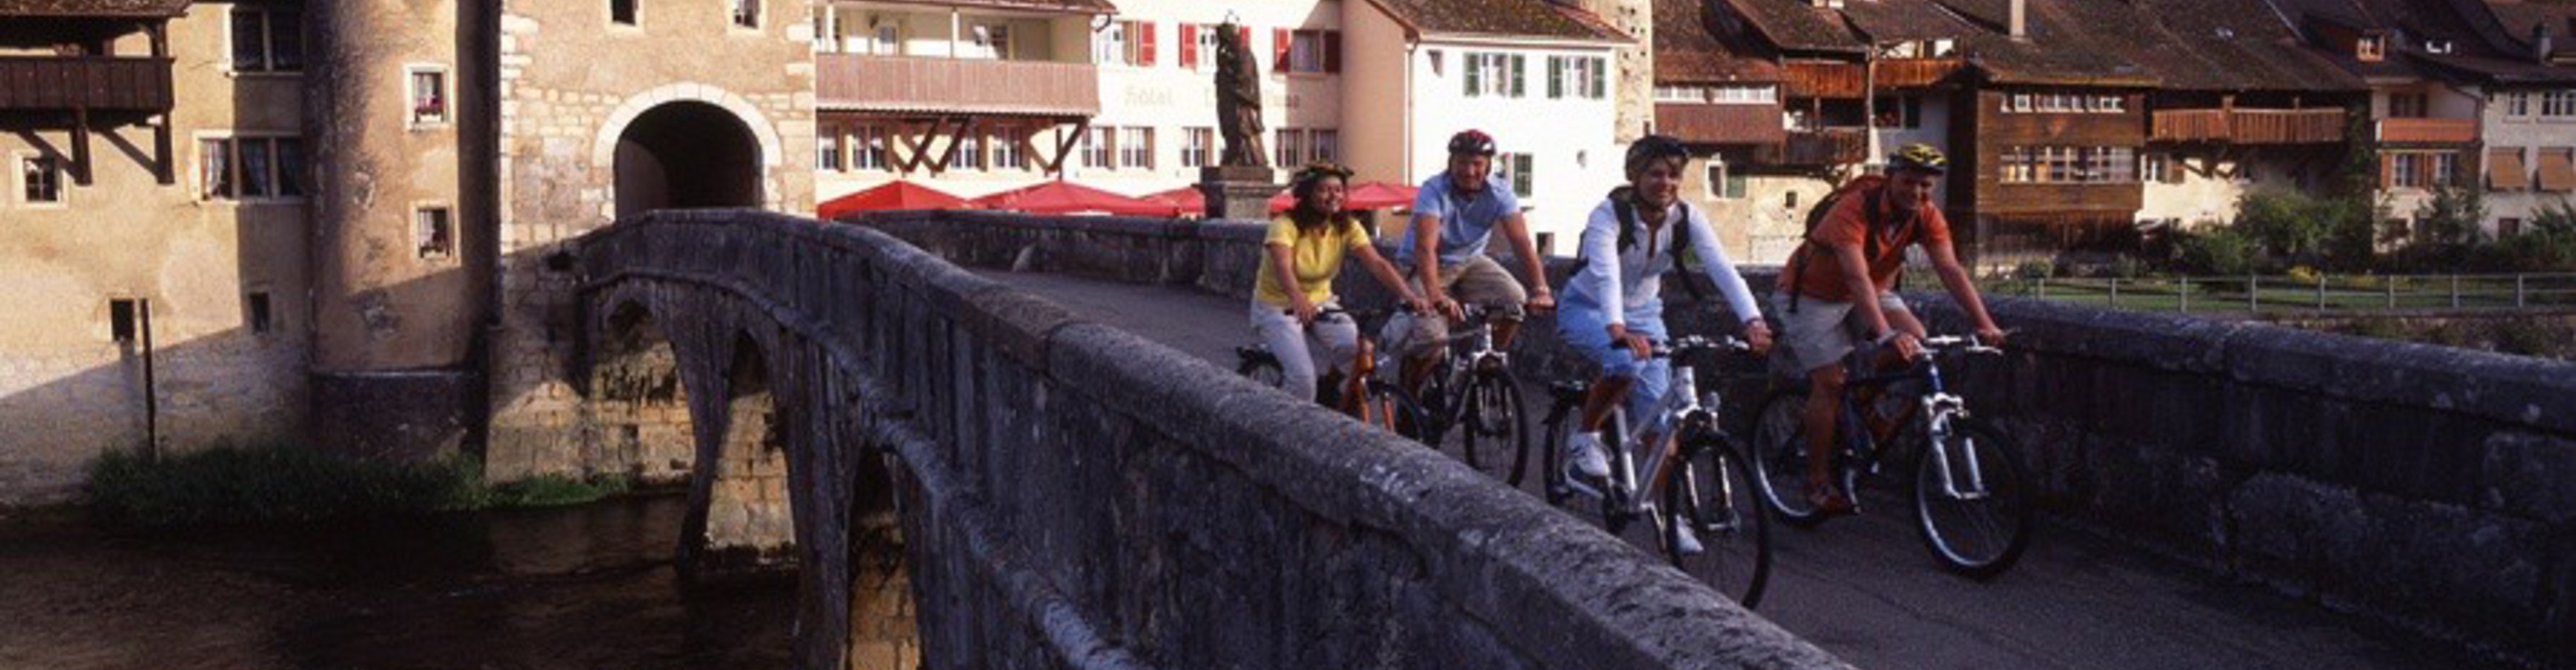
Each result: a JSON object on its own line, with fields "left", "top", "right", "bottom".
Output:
{"left": 1389, "top": 130, "right": 1557, "bottom": 392}
{"left": 1558, "top": 135, "right": 1774, "bottom": 553}
{"left": 1774, "top": 144, "right": 2005, "bottom": 516}
{"left": 1253, "top": 161, "right": 1431, "bottom": 407}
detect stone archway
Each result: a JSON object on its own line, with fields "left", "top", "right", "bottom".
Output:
{"left": 696, "top": 331, "right": 796, "bottom": 573}
{"left": 614, "top": 100, "right": 763, "bottom": 219}
{"left": 594, "top": 83, "right": 787, "bottom": 220}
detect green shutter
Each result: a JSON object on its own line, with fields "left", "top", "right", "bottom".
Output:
{"left": 1510, "top": 55, "right": 1526, "bottom": 98}
{"left": 1725, "top": 174, "right": 1748, "bottom": 200}
{"left": 1590, "top": 58, "right": 1606, "bottom": 99}
{"left": 1548, "top": 57, "right": 1564, "bottom": 99}
{"left": 1465, "top": 54, "right": 1480, "bottom": 96}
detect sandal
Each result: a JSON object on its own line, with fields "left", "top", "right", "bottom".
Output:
{"left": 1806, "top": 479, "right": 1857, "bottom": 517}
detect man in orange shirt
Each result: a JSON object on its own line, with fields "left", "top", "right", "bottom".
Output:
{"left": 1774, "top": 144, "right": 2005, "bottom": 515}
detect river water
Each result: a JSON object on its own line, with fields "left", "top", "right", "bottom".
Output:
{"left": 0, "top": 495, "right": 810, "bottom": 670}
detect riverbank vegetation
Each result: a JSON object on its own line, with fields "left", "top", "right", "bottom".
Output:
{"left": 86, "top": 444, "right": 634, "bottom": 526}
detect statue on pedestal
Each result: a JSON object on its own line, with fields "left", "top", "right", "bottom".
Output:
{"left": 1214, "top": 20, "right": 1268, "bottom": 168}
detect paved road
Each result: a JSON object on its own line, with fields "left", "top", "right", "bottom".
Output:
{"left": 981, "top": 269, "right": 2496, "bottom": 670}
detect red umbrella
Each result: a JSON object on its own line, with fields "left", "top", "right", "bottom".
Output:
{"left": 973, "top": 180, "right": 1181, "bottom": 217}
{"left": 817, "top": 180, "right": 972, "bottom": 219}
{"left": 1143, "top": 186, "right": 1206, "bottom": 215}
{"left": 1267, "top": 181, "right": 1422, "bottom": 214}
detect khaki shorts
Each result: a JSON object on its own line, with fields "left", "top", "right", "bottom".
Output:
{"left": 1772, "top": 290, "right": 1910, "bottom": 374}
{"left": 1385, "top": 255, "right": 1526, "bottom": 357}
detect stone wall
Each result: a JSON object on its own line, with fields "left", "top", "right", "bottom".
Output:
{"left": 576, "top": 210, "right": 1848, "bottom": 669}
{"left": 855, "top": 210, "right": 2576, "bottom": 663}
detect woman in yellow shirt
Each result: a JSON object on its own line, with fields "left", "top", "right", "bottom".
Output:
{"left": 1253, "top": 162, "right": 1428, "bottom": 405}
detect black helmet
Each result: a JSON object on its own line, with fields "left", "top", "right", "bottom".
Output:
{"left": 1447, "top": 130, "right": 1497, "bottom": 156}
{"left": 1289, "top": 160, "right": 1354, "bottom": 191}
{"left": 1890, "top": 143, "right": 1949, "bottom": 175}
{"left": 1623, "top": 134, "right": 1691, "bottom": 176}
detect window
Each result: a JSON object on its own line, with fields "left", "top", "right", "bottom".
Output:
{"left": 229, "top": 7, "right": 302, "bottom": 73}
{"left": 2431, "top": 153, "right": 2457, "bottom": 187}
{"left": 2542, "top": 91, "right": 2576, "bottom": 118}
{"left": 1117, "top": 127, "right": 1153, "bottom": 169}
{"left": 2500, "top": 217, "right": 2524, "bottom": 237}
{"left": 1310, "top": 130, "right": 1338, "bottom": 162}
{"left": 1097, "top": 20, "right": 1154, "bottom": 66}
{"left": 853, "top": 126, "right": 887, "bottom": 170}
{"left": 996, "top": 132, "right": 1027, "bottom": 170}
{"left": 1275, "top": 129, "right": 1305, "bottom": 167}
{"left": 415, "top": 205, "right": 454, "bottom": 260}
{"left": 109, "top": 299, "right": 139, "bottom": 344}
{"left": 1874, "top": 95, "right": 1923, "bottom": 129}
{"left": 2506, "top": 92, "right": 2532, "bottom": 118}
{"left": 817, "top": 127, "right": 843, "bottom": 171}
{"left": 971, "top": 23, "right": 1012, "bottom": 60}
{"left": 246, "top": 292, "right": 273, "bottom": 334}
{"left": 1428, "top": 49, "right": 1444, "bottom": 77}
{"left": 21, "top": 155, "right": 63, "bottom": 204}
{"left": 2389, "top": 92, "right": 2429, "bottom": 118}
{"left": 1655, "top": 86, "right": 1700, "bottom": 103}
{"left": 1181, "top": 127, "right": 1214, "bottom": 168}
{"left": 1081, "top": 127, "right": 1113, "bottom": 168}
{"left": 408, "top": 68, "right": 449, "bottom": 126}
{"left": 2357, "top": 35, "right": 2385, "bottom": 61}
{"left": 1497, "top": 153, "right": 1534, "bottom": 198}
{"left": 2004, "top": 90, "right": 2124, "bottom": 114}
{"left": 1547, "top": 56, "right": 1606, "bottom": 100}
{"left": 1464, "top": 52, "right": 1524, "bottom": 98}
{"left": 1534, "top": 232, "right": 1554, "bottom": 255}
{"left": 1287, "top": 30, "right": 1325, "bottom": 73}
{"left": 1704, "top": 162, "right": 1728, "bottom": 200}
{"left": 2001, "top": 146, "right": 2137, "bottom": 183}
{"left": 2425, "top": 39, "right": 2455, "bottom": 54}
{"left": 731, "top": 0, "right": 759, "bottom": 28}
{"left": 866, "top": 24, "right": 900, "bottom": 56}
{"left": 611, "top": 0, "right": 638, "bottom": 25}
{"left": 2391, "top": 153, "right": 2423, "bottom": 188}
{"left": 2142, "top": 153, "right": 2182, "bottom": 184}
{"left": 200, "top": 136, "right": 305, "bottom": 201}
{"left": 1186, "top": 24, "right": 1220, "bottom": 69}
{"left": 949, "top": 134, "right": 984, "bottom": 171}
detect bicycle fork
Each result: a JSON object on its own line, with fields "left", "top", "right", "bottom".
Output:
{"left": 1920, "top": 394, "right": 1991, "bottom": 501}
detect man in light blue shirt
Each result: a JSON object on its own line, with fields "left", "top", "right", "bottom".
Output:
{"left": 1391, "top": 130, "right": 1556, "bottom": 391}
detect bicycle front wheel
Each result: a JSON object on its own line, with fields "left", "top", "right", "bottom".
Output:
{"left": 1663, "top": 434, "right": 1771, "bottom": 609}
{"left": 1358, "top": 380, "right": 1431, "bottom": 444}
{"left": 1237, "top": 352, "right": 1284, "bottom": 390}
{"left": 1459, "top": 372, "right": 1526, "bottom": 475}
{"left": 1750, "top": 390, "right": 1827, "bottom": 528}
{"left": 1912, "top": 418, "right": 2031, "bottom": 579}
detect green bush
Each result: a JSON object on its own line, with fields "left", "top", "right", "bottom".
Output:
{"left": 2014, "top": 259, "right": 2056, "bottom": 280}
{"left": 86, "top": 444, "right": 632, "bottom": 527}
{"left": 2173, "top": 229, "right": 2258, "bottom": 276}
{"left": 2107, "top": 255, "right": 2147, "bottom": 279}
{"left": 2494, "top": 321, "right": 2566, "bottom": 360}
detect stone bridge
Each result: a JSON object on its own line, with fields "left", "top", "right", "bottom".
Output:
{"left": 562, "top": 210, "right": 1845, "bottom": 669}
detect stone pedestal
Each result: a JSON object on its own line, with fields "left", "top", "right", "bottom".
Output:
{"left": 1199, "top": 165, "right": 1278, "bottom": 221}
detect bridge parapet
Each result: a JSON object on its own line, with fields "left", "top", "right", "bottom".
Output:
{"left": 851, "top": 209, "right": 2576, "bottom": 663}
{"left": 576, "top": 210, "right": 1850, "bottom": 669}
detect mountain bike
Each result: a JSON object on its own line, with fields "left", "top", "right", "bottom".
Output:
{"left": 1532, "top": 335, "right": 1770, "bottom": 607}
{"left": 1237, "top": 307, "right": 1427, "bottom": 440}
{"left": 1408, "top": 306, "right": 1528, "bottom": 474}
{"left": 1748, "top": 335, "right": 2031, "bottom": 578}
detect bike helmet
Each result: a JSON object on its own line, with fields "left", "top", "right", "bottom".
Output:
{"left": 1623, "top": 134, "right": 1691, "bottom": 176}
{"left": 1890, "top": 143, "right": 1949, "bottom": 175}
{"left": 1289, "top": 160, "right": 1354, "bottom": 190}
{"left": 1447, "top": 129, "right": 1498, "bottom": 156}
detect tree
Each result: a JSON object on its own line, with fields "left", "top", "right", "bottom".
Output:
{"left": 2410, "top": 185, "right": 2488, "bottom": 248}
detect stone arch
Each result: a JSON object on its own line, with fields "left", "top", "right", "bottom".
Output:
{"left": 613, "top": 100, "right": 764, "bottom": 219}
{"left": 594, "top": 83, "right": 786, "bottom": 218}
{"left": 580, "top": 300, "right": 696, "bottom": 485}
{"left": 694, "top": 329, "right": 796, "bottom": 574}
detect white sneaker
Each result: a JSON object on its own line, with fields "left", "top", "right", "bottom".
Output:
{"left": 1564, "top": 430, "right": 1611, "bottom": 479}
{"left": 1671, "top": 525, "right": 1705, "bottom": 556}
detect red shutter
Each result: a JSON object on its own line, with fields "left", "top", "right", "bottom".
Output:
{"left": 2379, "top": 154, "right": 2394, "bottom": 189}
{"left": 1179, "top": 24, "right": 1198, "bottom": 68}
{"left": 1140, "top": 22, "right": 1158, "bottom": 66}
{"left": 1323, "top": 31, "right": 1341, "bottom": 74}
{"left": 1274, "top": 28, "right": 1291, "bottom": 71}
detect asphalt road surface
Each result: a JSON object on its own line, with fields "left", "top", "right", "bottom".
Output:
{"left": 982, "top": 269, "right": 2500, "bottom": 670}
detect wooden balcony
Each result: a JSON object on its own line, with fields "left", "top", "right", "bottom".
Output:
{"left": 2374, "top": 118, "right": 2478, "bottom": 145}
{"left": 1655, "top": 103, "right": 1786, "bottom": 146}
{"left": 817, "top": 54, "right": 1098, "bottom": 117}
{"left": 0, "top": 56, "right": 173, "bottom": 111}
{"left": 1782, "top": 59, "right": 1959, "bottom": 98}
{"left": 1785, "top": 129, "right": 1868, "bottom": 165}
{"left": 2151, "top": 108, "right": 2345, "bottom": 144}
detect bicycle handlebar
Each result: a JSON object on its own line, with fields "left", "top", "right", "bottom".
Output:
{"left": 1646, "top": 334, "right": 1751, "bottom": 358}
{"left": 1919, "top": 334, "right": 2003, "bottom": 356}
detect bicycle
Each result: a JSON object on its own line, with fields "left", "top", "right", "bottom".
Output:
{"left": 1748, "top": 335, "right": 2031, "bottom": 578}
{"left": 1236, "top": 307, "right": 1428, "bottom": 440}
{"left": 1406, "top": 305, "right": 1529, "bottom": 475}
{"left": 1531, "top": 335, "right": 1771, "bottom": 608}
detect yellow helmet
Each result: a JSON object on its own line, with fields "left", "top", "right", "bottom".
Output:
{"left": 1891, "top": 144, "right": 1948, "bottom": 175}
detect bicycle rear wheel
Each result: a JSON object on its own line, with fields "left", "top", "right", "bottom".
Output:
{"left": 1237, "top": 351, "right": 1284, "bottom": 390}
{"left": 1750, "top": 390, "right": 1827, "bottom": 528}
{"left": 1358, "top": 379, "right": 1430, "bottom": 444}
{"left": 1912, "top": 418, "right": 2031, "bottom": 579}
{"left": 1663, "top": 433, "right": 1771, "bottom": 609}
{"left": 1459, "top": 371, "right": 1526, "bottom": 475}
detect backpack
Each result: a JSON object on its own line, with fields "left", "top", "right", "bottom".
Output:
{"left": 1584, "top": 186, "right": 1715, "bottom": 303}
{"left": 1783, "top": 174, "right": 1914, "bottom": 313}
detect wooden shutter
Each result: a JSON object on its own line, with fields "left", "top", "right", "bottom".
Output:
{"left": 1140, "top": 22, "right": 1158, "bottom": 66}
{"left": 1465, "top": 54, "right": 1481, "bottom": 96}
{"left": 1509, "top": 55, "right": 1526, "bottom": 97}
{"left": 1275, "top": 28, "right": 1291, "bottom": 71}
{"left": 2489, "top": 148, "right": 2530, "bottom": 191}
{"left": 1590, "top": 57, "right": 1606, "bottom": 99}
{"left": 1547, "top": 57, "right": 1564, "bottom": 98}
{"left": 1178, "top": 24, "right": 1196, "bottom": 68}
{"left": 1323, "top": 31, "right": 1341, "bottom": 73}
{"left": 2539, "top": 148, "right": 2576, "bottom": 192}
{"left": 2379, "top": 154, "right": 2393, "bottom": 189}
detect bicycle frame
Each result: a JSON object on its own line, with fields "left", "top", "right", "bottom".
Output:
{"left": 1831, "top": 342, "right": 1990, "bottom": 500}
{"left": 1561, "top": 341, "right": 1734, "bottom": 517}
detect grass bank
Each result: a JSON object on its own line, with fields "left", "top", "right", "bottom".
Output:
{"left": 86, "top": 444, "right": 634, "bottom": 527}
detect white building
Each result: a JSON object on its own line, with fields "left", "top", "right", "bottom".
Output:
{"left": 1067, "top": 0, "right": 1348, "bottom": 198}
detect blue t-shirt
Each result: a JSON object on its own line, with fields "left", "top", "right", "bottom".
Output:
{"left": 1395, "top": 172, "right": 1522, "bottom": 267}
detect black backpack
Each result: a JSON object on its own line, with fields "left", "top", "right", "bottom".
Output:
{"left": 1783, "top": 175, "right": 1913, "bottom": 313}
{"left": 1582, "top": 186, "right": 1715, "bottom": 303}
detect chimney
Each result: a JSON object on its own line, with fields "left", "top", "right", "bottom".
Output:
{"left": 2009, "top": 0, "right": 2028, "bottom": 39}
{"left": 2535, "top": 23, "right": 2555, "bottom": 64}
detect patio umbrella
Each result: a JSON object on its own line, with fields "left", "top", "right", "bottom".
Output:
{"left": 816, "top": 180, "right": 971, "bottom": 220}
{"left": 973, "top": 180, "right": 1181, "bottom": 217}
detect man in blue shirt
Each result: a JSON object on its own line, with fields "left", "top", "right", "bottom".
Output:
{"left": 1392, "top": 130, "right": 1556, "bottom": 390}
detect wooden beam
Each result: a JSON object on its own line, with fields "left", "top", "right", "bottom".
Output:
{"left": 153, "top": 112, "right": 173, "bottom": 185}
{"left": 892, "top": 120, "right": 935, "bottom": 173}
{"left": 70, "top": 108, "right": 93, "bottom": 185}
{"left": 1041, "top": 118, "right": 1088, "bottom": 175}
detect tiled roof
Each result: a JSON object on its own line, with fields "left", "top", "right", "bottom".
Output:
{"left": 1938, "top": 0, "right": 2159, "bottom": 86}
{"left": 1719, "top": 0, "right": 1866, "bottom": 52}
{"left": 1365, "top": 0, "right": 1633, "bottom": 42}
{"left": 2475, "top": 0, "right": 2576, "bottom": 60}
{"left": 2118, "top": 0, "right": 2365, "bottom": 92}
{"left": 0, "top": 0, "right": 186, "bottom": 16}
{"left": 1655, "top": 0, "right": 1786, "bottom": 82}
{"left": 2269, "top": 0, "right": 2576, "bottom": 83}
{"left": 1837, "top": 0, "right": 1979, "bottom": 41}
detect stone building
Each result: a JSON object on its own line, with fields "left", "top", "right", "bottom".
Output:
{"left": 0, "top": 0, "right": 816, "bottom": 503}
